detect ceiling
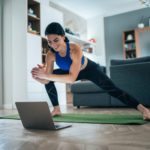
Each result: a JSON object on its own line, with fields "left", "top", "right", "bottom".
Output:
{"left": 50, "top": 0, "right": 145, "bottom": 19}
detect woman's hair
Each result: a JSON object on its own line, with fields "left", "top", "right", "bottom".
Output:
{"left": 45, "top": 22, "right": 69, "bottom": 43}
{"left": 47, "top": 45, "right": 56, "bottom": 53}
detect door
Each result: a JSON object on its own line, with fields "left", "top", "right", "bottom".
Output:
{"left": 0, "top": 0, "right": 3, "bottom": 107}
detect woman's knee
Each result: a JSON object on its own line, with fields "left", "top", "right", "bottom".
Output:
{"left": 45, "top": 81, "right": 54, "bottom": 89}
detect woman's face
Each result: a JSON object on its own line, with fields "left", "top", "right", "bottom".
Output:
{"left": 47, "top": 34, "right": 65, "bottom": 52}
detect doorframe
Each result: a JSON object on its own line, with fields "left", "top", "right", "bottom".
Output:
{"left": 0, "top": 0, "right": 3, "bottom": 108}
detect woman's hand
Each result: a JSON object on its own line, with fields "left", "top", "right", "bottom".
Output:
{"left": 37, "top": 64, "right": 45, "bottom": 69}
{"left": 31, "top": 64, "right": 51, "bottom": 84}
{"left": 31, "top": 67, "right": 48, "bottom": 79}
{"left": 31, "top": 67, "right": 38, "bottom": 78}
{"left": 31, "top": 64, "right": 46, "bottom": 79}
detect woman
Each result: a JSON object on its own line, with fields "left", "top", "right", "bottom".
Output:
{"left": 31, "top": 22, "right": 150, "bottom": 119}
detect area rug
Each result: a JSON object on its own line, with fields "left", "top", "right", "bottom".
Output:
{"left": 0, "top": 113, "right": 148, "bottom": 125}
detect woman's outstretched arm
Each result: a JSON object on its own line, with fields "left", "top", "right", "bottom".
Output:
{"left": 32, "top": 44, "right": 83, "bottom": 83}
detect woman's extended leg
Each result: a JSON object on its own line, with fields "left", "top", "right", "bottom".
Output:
{"left": 77, "top": 59, "right": 150, "bottom": 120}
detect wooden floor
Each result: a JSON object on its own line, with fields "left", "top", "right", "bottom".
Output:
{"left": 0, "top": 105, "right": 150, "bottom": 150}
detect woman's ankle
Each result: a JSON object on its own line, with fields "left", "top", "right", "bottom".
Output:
{"left": 52, "top": 106, "right": 61, "bottom": 116}
{"left": 137, "top": 104, "right": 150, "bottom": 120}
{"left": 137, "top": 104, "right": 147, "bottom": 114}
{"left": 53, "top": 106, "right": 61, "bottom": 111}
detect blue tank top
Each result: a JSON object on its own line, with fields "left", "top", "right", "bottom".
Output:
{"left": 55, "top": 42, "right": 84, "bottom": 71}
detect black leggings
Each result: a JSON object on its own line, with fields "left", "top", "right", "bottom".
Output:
{"left": 45, "top": 59, "right": 139, "bottom": 108}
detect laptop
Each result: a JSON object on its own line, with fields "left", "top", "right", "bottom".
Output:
{"left": 15, "top": 101, "right": 72, "bottom": 130}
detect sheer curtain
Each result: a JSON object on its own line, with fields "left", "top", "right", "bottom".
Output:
{"left": 0, "top": 0, "right": 3, "bottom": 107}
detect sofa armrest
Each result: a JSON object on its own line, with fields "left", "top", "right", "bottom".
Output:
{"left": 110, "top": 56, "right": 150, "bottom": 66}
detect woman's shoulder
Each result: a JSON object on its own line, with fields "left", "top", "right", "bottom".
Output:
{"left": 69, "top": 42, "right": 82, "bottom": 56}
{"left": 46, "top": 51, "right": 55, "bottom": 61}
{"left": 69, "top": 42, "right": 81, "bottom": 51}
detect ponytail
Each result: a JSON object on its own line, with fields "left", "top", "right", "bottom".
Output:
{"left": 64, "top": 36, "right": 69, "bottom": 42}
{"left": 48, "top": 45, "right": 55, "bottom": 53}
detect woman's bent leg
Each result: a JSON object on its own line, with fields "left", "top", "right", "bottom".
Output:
{"left": 45, "top": 81, "right": 59, "bottom": 106}
{"left": 44, "top": 69, "right": 69, "bottom": 116}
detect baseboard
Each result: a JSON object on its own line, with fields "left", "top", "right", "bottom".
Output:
{"left": 3, "top": 104, "right": 13, "bottom": 109}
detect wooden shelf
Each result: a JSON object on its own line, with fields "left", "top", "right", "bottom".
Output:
{"left": 123, "top": 30, "right": 137, "bottom": 59}
{"left": 27, "top": 0, "right": 40, "bottom": 35}
{"left": 28, "top": 0, "right": 39, "bottom": 5}
{"left": 28, "top": 14, "right": 40, "bottom": 21}
{"left": 28, "top": 30, "right": 40, "bottom": 35}
{"left": 125, "top": 39, "right": 135, "bottom": 43}
{"left": 125, "top": 49, "right": 136, "bottom": 52}
{"left": 123, "top": 26, "right": 150, "bottom": 59}
{"left": 135, "top": 26, "right": 150, "bottom": 32}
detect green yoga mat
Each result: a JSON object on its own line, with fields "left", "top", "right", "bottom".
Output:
{"left": 0, "top": 113, "right": 148, "bottom": 125}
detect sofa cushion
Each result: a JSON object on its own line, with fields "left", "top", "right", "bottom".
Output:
{"left": 111, "top": 56, "right": 150, "bottom": 66}
{"left": 71, "top": 81, "right": 106, "bottom": 93}
{"left": 73, "top": 93, "right": 111, "bottom": 107}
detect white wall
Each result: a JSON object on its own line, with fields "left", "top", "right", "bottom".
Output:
{"left": 3, "top": 0, "right": 27, "bottom": 108}
{"left": 12, "top": 0, "right": 27, "bottom": 107}
{"left": 3, "top": 0, "right": 13, "bottom": 108}
{"left": 0, "top": 0, "right": 3, "bottom": 107}
{"left": 87, "top": 15, "right": 106, "bottom": 66}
